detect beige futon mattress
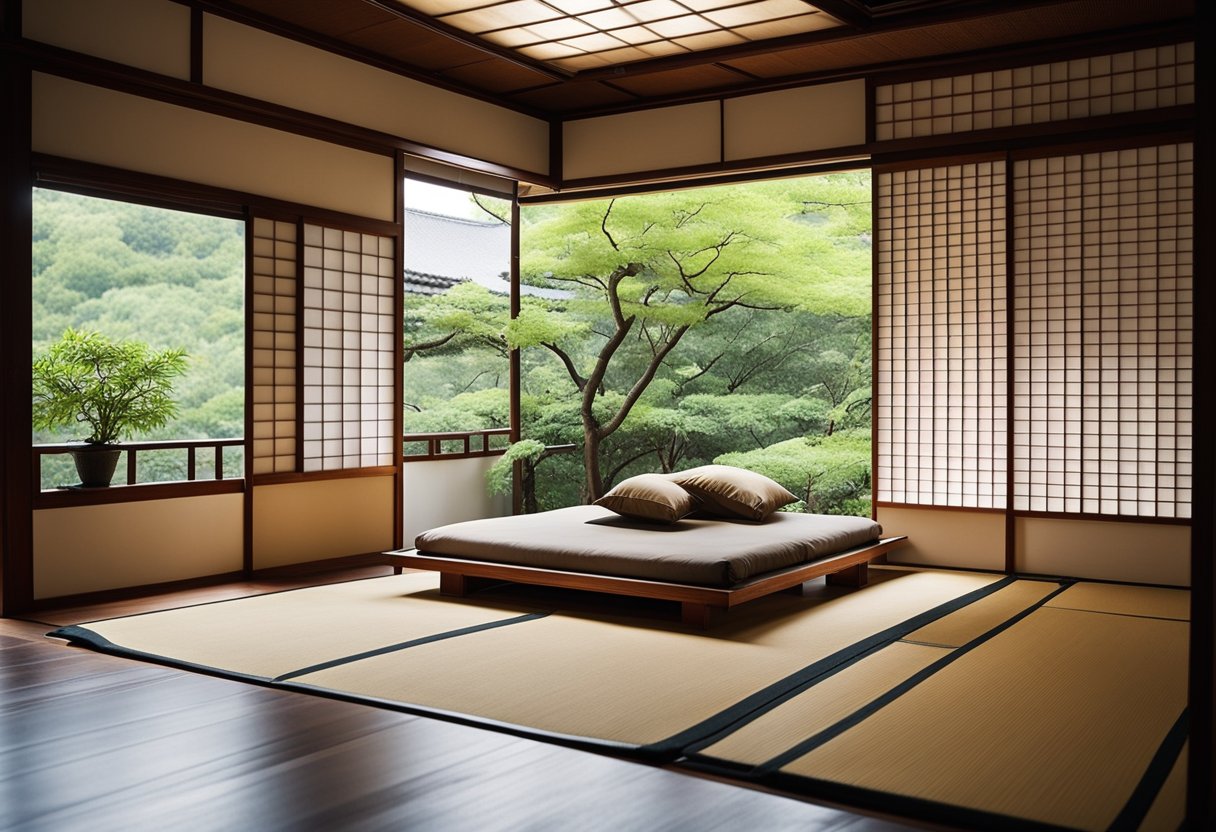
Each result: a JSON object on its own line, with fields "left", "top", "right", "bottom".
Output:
{"left": 415, "top": 505, "right": 882, "bottom": 587}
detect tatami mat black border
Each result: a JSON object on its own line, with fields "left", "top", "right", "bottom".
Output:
{"left": 1106, "top": 708, "right": 1189, "bottom": 832}
{"left": 47, "top": 572, "right": 1019, "bottom": 763}
{"left": 654, "top": 575, "right": 1021, "bottom": 756}
{"left": 274, "top": 612, "right": 550, "bottom": 681}
{"left": 752, "top": 580, "right": 1073, "bottom": 774}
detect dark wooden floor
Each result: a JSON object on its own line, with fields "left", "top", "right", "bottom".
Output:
{"left": 1, "top": 569, "right": 921, "bottom": 832}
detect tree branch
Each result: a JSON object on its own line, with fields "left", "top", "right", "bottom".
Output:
{"left": 542, "top": 341, "right": 588, "bottom": 392}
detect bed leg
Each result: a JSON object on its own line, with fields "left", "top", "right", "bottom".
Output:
{"left": 439, "top": 572, "right": 468, "bottom": 596}
{"left": 826, "top": 562, "right": 869, "bottom": 588}
{"left": 681, "top": 602, "right": 712, "bottom": 628}
{"left": 392, "top": 565, "right": 403, "bottom": 576}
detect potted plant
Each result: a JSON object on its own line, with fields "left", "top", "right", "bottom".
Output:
{"left": 32, "top": 328, "right": 188, "bottom": 487}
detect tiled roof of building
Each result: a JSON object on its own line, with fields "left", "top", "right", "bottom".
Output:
{"left": 403, "top": 208, "right": 566, "bottom": 299}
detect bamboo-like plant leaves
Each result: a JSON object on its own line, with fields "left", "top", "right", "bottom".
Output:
{"left": 32, "top": 328, "right": 189, "bottom": 444}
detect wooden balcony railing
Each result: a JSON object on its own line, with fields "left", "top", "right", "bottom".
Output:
{"left": 34, "top": 438, "right": 245, "bottom": 508}
{"left": 403, "top": 428, "right": 511, "bottom": 461}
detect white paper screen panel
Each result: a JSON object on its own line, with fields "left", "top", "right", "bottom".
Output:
{"left": 301, "top": 224, "right": 396, "bottom": 472}
{"left": 250, "top": 217, "right": 298, "bottom": 475}
{"left": 875, "top": 43, "right": 1194, "bottom": 142}
{"left": 876, "top": 160, "right": 1008, "bottom": 508}
{"left": 1012, "top": 144, "right": 1193, "bottom": 519}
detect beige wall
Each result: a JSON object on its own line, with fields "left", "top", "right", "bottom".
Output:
{"left": 402, "top": 457, "right": 511, "bottom": 547}
{"left": 563, "top": 79, "right": 867, "bottom": 181}
{"left": 252, "top": 477, "right": 394, "bottom": 568}
{"left": 1016, "top": 517, "right": 1190, "bottom": 587}
{"left": 31, "top": 74, "right": 396, "bottom": 220}
{"left": 203, "top": 14, "right": 549, "bottom": 178}
{"left": 724, "top": 79, "right": 866, "bottom": 160}
{"left": 563, "top": 102, "right": 721, "bottom": 181}
{"left": 33, "top": 495, "right": 243, "bottom": 599}
{"left": 23, "top": 0, "right": 190, "bottom": 80}
{"left": 876, "top": 506, "right": 1006, "bottom": 572}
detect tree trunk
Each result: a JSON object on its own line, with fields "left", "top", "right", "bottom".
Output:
{"left": 583, "top": 429, "right": 604, "bottom": 500}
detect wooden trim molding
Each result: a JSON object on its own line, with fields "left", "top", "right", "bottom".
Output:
{"left": 189, "top": 5, "right": 203, "bottom": 84}
{"left": 23, "top": 568, "right": 247, "bottom": 613}
{"left": 870, "top": 109, "right": 1196, "bottom": 164}
{"left": 33, "top": 478, "right": 245, "bottom": 510}
{"left": 13, "top": 39, "right": 556, "bottom": 187}
{"left": 32, "top": 154, "right": 398, "bottom": 234}
{"left": 0, "top": 53, "right": 33, "bottom": 615}
{"left": 183, "top": 0, "right": 552, "bottom": 117}
{"left": 1187, "top": 1, "right": 1214, "bottom": 823}
{"left": 554, "top": 145, "right": 870, "bottom": 193}
{"left": 250, "top": 466, "right": 398, "bottom": 487}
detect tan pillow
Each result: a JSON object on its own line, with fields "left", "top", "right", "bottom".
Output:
{"left": 594, "top": 474, "right": 698, "bottom": 523}
{"left": 667, "top": 465, "right": 797, "bottom": 521}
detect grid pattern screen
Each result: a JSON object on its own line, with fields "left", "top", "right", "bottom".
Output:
{"left": 250, "top": 218, "right": 298, "bottom": 475}
{"left": 875, "top": 43, "right": 1194, "bottom": 142}
{"left": 1012, "top": 144, "right": 1193, "bottom": 518}
{"left": 876, "top": 159, "right": 1008, "bottom": 508}
{"left": 301, "top": 224, "right": 397, "bottom": 472}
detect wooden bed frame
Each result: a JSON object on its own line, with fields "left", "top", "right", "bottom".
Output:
{"left": 385, "top": 535, "right": 907, "bottom": 627}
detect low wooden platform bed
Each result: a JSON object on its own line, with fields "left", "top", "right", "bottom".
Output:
{"left": 387, "top": 466, "right": 906, "bottom": 627}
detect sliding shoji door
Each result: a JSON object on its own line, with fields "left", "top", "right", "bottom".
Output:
{"left": 301, "top": 223, "right": 397, "bottom": 472}
{"left": 874, "top": 143, "right": 1193, "bottom": 582}
{"left": 250, "top": 217, "right": 299, "bottom": 475}
{"left": 875, "top": 158, "right": 1009, "bottom": 569}
{"left": 1010, "top": 143, "right": 1192, "bottom": 583}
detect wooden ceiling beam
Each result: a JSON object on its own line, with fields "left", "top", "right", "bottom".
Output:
{"left": 356, "top": 0, "right": 569, "bottom": 81}
{"left": 806, "top": 0, "right": 872, "bottom": 29}
{"left": 571, "top": 0, "right": 1082, "bottom": 83}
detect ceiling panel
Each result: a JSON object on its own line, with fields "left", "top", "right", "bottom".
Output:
{"left": 217, "top": 0, "right": 1196, "bottom": 116}
{"left": 440, "top": 59, "right": 565, "bottom": 93}
{"left": 609, "top": 62, "right": 755, "bottom": 96}
{"left": 341, "top": 19, "right": 504, "bottom": 70}
{"left": 507, "top": 80, "right": 642, "bottom": 110}
{"left": 722, "top": 0, "right": 1196, "bottom": 80}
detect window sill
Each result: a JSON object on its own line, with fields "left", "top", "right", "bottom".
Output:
{"left": 34, "top": 478, "right": 245, "bottom": 510}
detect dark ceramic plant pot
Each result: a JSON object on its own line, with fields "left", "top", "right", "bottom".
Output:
{"left": 69, "top": 444, "right": 122, "bottom": 487}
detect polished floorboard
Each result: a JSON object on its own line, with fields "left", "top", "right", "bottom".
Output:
{"left": 1, "top": 569, "right": 918, "bottom": 832}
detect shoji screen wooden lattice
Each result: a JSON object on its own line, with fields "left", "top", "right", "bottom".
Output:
{"left": 1012, "top": 144, "right": 1193, "bottom": 519}
{"left": 301, "top": 223, "right": 397, "bottom": 472}
{"left": 875, "top": 159, "right": 1008, "bottom": 508}
{"left": 250, "top": 217, "right": 298, "bottom": 475}
{"left": 874, "top": 42, "right": 1194, "bottom": 141}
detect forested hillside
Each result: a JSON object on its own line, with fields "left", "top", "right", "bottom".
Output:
{"left": 32, "top": 188, "right": 246, "bottom": 444}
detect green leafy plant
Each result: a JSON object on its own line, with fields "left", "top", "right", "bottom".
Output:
{"left": 33, "top": 328, "right": 188, "bottom": 444}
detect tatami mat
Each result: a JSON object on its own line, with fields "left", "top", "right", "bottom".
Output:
{"left": 693, "top": 641, "right": 949, "bottom": 767}
{"left": 53, "top": 569, "right": 1003, "bottom": 752}
{"left": 62, "top": 573, "right": 545, "bottom": 678}
{"left": 50, "top": 568, "right": 1188, "bottom": 829}
{"left": 777, "top": 606, "right": 1188, "bottom": 831}
{"left": 290, "top": 570, "right": 1002, "bottom": 749}
{"left": 1138, "top": 741, "right": 1187, "bottom": 832}
{"left": 902, "top": 579, "right": 1062, "bottom": 648}
{"left": 1043, "top": 582, "right": 1190, "bottom": 621}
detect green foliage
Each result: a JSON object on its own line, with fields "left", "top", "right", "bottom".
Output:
{"left": 396, "top": 173, "right": 874, "bottom": 516}
{"left": 32, "top": 328, "right": 189, "bottom": 444}
{"left": 715, "top": 430, "right": 872, "bottom": 516}
{"left": 486, "top": 439, "right": 546, "bottom": 496}
{"left": 32, "top": 188, "right": 245, "bottom": 451}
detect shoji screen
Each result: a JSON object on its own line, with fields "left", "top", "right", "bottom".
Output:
{"left": 1012, "top": 143, "right": 1193, "bottom": 519}
{"left": 876, "top": 159, "right": 1008, "bottom": 509}
{"left": 250, "top": 217, "right": 298, "bottom": 475}
{"left": 874, "top": 42, "right": 1194, "bottom": 141}
{"left": 301, "top": 223, "right": 397, "bottom": 472}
